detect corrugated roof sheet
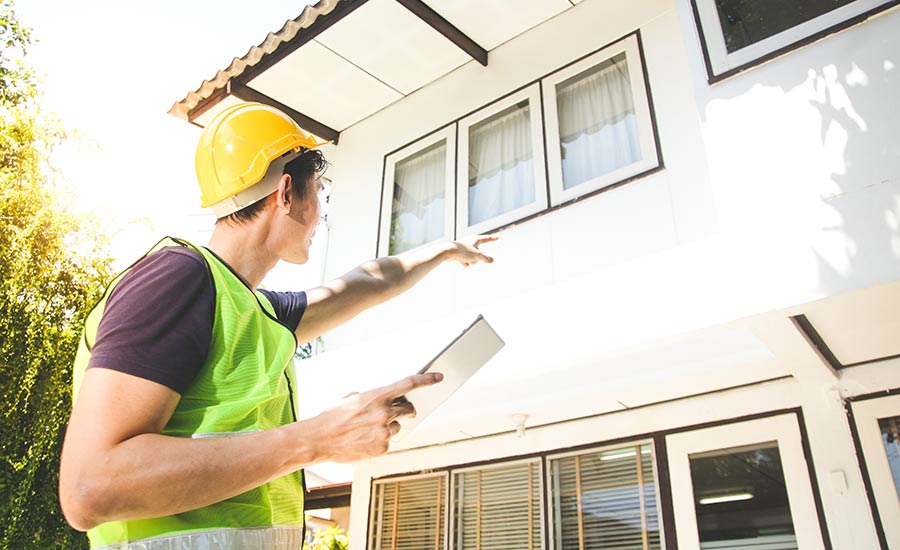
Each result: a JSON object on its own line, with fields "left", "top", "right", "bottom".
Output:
{"left": 167, "top": 0, "right": 341, "bottom": 122}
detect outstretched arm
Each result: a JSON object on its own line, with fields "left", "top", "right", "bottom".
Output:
{"left": 296, "top": 234, "right": 497, "bottom": 345}
{"left": 59, "top": 367, "right": 441, "bottom": 531}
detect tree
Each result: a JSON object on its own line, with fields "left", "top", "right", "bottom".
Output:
{"left": 0, "top": 1, "right": 112, "bottom": 547}
{"left": 304, "top": 523, "right": 349, "bottom": 550}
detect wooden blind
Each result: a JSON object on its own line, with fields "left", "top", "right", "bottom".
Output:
{"left": 452, "top": 460, "right": 543, "bottom": 550}
{"left": 370, "top": 474, "right": 447, "bottom": 550}
{"left": 550, "top": 444, "right": 661, "bottom": 550}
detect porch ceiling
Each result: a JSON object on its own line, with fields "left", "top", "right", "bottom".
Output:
{"left": 170, "top": 0, "right": 576, "bottom": 140}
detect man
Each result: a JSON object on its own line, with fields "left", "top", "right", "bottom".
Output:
{"left": 59, "top": 102, "right": 496, "bottom": 548}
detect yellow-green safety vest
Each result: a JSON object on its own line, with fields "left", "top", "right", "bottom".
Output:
{"left": 72, "top": 237, "right": 305, "bottom": 549}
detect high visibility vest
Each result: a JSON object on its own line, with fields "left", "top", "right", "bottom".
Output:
{"left": 72, "top": 237, "right": 305, "bottom": 549}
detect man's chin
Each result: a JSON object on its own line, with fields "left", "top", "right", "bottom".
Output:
{"left": 283, "top": 248, "right": 311, "bottom": 265}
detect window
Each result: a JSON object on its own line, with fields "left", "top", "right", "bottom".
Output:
{"left": 457, "top": 84, "right": 547, "bottom": 236}
{"left": 542, "top": 34, "right": 659, "bottom": 205}
{"left": 369, "top": 473, "right": 448, "bottom": 550}
{"left": 369, "top": 439, "right": 664, "bottom": 550}
{"left": 451, "top": 459, "right": 543, "bottom": 549}
{"left": 850, "top": 395, "right": 900, "bottom": 548}
{"left": 666, "top": 415, "right": 826, "bottom": 550}
{"left": 379, "top": 126, "right": 456, "bottom": 256}
{"left": 689, "top": 442, "right": 796, "bottom": 549}
{"left": 693, "top": 0, "right": 896, "bottom": 78}
{"left": 879, "top": 415, "right": 900, "bottom": 497}
{"left": 548, "top": 443, "right": 662, "bottom": 550}
{"left": 378, "top": 33, "right": 662, "bottom": 253}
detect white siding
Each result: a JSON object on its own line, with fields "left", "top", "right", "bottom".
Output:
{"left": 288, "top": 0, "right": 900, "bottom": 547}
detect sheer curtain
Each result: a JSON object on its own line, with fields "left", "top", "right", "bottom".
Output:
{"left": 390, "top": 141, "right": 447, "bottom": 254}
{"left": 557, "top": 53, "right": 641, "bottom": 191}
{"left": 468, "top": 103, "right": 535, "bottom": 227}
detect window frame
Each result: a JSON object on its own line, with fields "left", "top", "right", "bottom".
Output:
{"left": 665, "top": 414, "right": 826, "bottom": 549}
{"left": 850, "top": 394, "right": 900, "bottom": 549}
{"left": 546, "top": 439, "right": 664, "bottom": 550}
{"left": 692, "top": 0, "right": 898, "bottom": 80}
{"left": 542, "top": 33, "right": 659, "bottom": 206}
{"left": 378, "top": 125, "right": 457, "bottom": 257}
{"left": 456, "top": 83, "right": 548, "bottom": 237}
{"left": 368, "top": 471, "right": 451, "bottom": 550}
{"left": 449, "top": 457, "right": 546, "bottom": 550}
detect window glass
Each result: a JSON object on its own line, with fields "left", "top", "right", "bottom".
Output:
{"left": 452, "top": 461, "right": 542, "bottom": 550}
{"left": 714, "top": 0, "right": 856, "bottom": 53}
{"left": 390, "top": 140, "right": 448, "bottom": 255}
{"left": 370, "top": 475, "right": 446, "bottom": 550}
{"left": 879, "top": 415, "right": 900, "bottom": 499}
{"left": 689, "top": 442, "right": 797, "bottom": 550}
{"left": 467, "top": 102, "right": 536, "bottom": 227}
{"left": 550, "top": 444, "right": 661, "bottom": 550}
{"left": 556, "top": 52, "right": 641, "bottom": 191}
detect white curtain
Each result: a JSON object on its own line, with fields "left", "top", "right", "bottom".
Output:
{"left": 468, "top": 104, "right": 535, "bottom": 227}
{"left": 557, "top": 53, "right": 641, "bottom": 190}
{"left": 390, "top": 142, "right": 446, "bottom": 254}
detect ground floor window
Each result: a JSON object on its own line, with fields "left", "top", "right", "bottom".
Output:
{"left": 666, "top": 414, "right": 825, "bottom": 550}
{"left": 850, "top": 394, "right": 900, "bottom": 548}
{"left": 689, "top": 442, "right": 796, "bottom": 549}
{"left": 878, "top": 415, "right": 900, "bottom": 497}
{"left": 452, "top": 459, "right": 543, "bottom": 549}
{"left": 549, "top": 444, "right": 661, "bottom": 550}
{"left": 369, "top": 473, "right": 447, "bottom": 550}
{"left": 368, "top": 412, "right": 833, "bottom": 550}
{"left": 369, "top": 442, "right": 662, "bottom": 550}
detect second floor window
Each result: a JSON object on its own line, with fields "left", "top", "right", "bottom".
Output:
{"left": 377, "top": 32, "right": 659, "bottom": 255}
{"left": 693, "top": 0, "right": 895, "bottom": 79}
{"left": 543, "top": 33, "right": 659, "bottom": 206}
{"left": 457, "top": 84, "right": 548, "bottom": 236}
{"left": 379, "top": 127, "right": 455, "bottom": 256}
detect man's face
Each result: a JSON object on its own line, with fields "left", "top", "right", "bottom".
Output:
{"left": 283, "top": 173, "right": 323, "bottom": 264}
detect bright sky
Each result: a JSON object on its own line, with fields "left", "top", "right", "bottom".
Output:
{"left": 16, "top": 0, "right": 323, "bottom": 286}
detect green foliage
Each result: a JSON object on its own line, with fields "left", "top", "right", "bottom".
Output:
{"left": 0, "top": 1, "right": 112, "bottom": 547}
{"left": 304, "top": 524, "right": 349, "bottom": 550}
{"left": 0, "top": 0, "right": 34, "bottom": 106}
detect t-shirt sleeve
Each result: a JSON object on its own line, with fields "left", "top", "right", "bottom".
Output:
{"left": 257, "top": 289, "right": 307, "bottom": 332}
{"left": 87, "top": 247, "right": 214, "bottom": 394}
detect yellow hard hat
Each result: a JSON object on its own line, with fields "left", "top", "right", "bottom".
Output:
{"left": 195, "top": 102, "right": 324, "bottom": 217}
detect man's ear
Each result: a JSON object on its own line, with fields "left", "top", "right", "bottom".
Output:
{"left": 274, "top": 173, "right": 293, "bottom": 211}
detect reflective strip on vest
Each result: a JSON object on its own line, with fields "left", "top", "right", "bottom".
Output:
{"left": 93, "top": 526, "right": 304, "bottom": 550}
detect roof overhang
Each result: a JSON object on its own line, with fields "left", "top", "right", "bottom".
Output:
{"left": 169, "top": 0, "right": 578, "bottom": 143}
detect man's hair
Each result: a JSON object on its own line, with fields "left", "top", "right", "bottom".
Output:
{"left": 218, "top": 148, "right": 328, "bottom": 225}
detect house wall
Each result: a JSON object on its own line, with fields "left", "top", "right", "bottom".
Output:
{"left": 300, "top": 0, "right": 900, "bottom": 547}
{"left": 319, "top": 0, "right": 900, "bottom": 357}
{"left": 346, "top": 359, "right": 900, "bottom": 549}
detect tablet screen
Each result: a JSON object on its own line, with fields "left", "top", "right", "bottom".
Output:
{"left": 393, "top": 315, "right": 505, "bottom": 441}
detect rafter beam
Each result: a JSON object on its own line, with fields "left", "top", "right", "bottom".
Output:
{"left": 394, "top": 0, "right": 488, "bottom": 66}
{"left": 227, "top": 81, "right": 340, "bottom": 145}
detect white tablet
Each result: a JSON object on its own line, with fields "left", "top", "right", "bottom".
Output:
{"left": 393, "top": 315, "right": 505, "bottom": 441}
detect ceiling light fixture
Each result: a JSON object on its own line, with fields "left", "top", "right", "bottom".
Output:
{"left": 699, "top": 492, "right": 754, "bottom": 505}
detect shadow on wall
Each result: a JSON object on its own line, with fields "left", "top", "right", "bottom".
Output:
{"left": 807, "top": 46, "right": 900, "bottom": 294}
{"left": 694, "top": 13, "right": 900, "bottom": 298}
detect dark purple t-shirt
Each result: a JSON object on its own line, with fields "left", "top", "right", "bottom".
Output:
{"left": 87, "top": 247, "right": 307, "bottom": 394}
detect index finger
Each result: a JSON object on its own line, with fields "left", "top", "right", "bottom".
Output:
{"left": 471, "top": 234, "right": 499, "bottom": 247}
{"left": 374, "top": 372, "right": 443, "bottom": 402}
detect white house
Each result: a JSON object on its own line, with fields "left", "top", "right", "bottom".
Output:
{"left": 171, "top": 0, "right": 900, "bottom": 548}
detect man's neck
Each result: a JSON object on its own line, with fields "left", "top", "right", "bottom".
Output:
{"left": 206, "top": 221, "right": 278, "bottom": 289}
